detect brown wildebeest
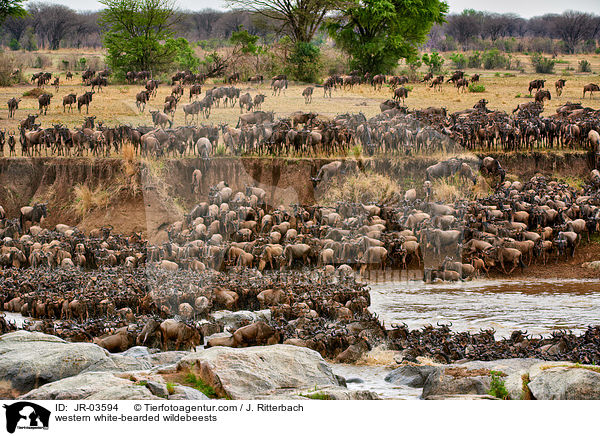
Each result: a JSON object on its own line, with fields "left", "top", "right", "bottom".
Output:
{"left": 160, "top": 319, "right": 202, "bottom": 351}
{"left": 456, "top": 78, "right": 469, "bottom": 93}
{"left": 302, "top": 86, "right": 313, "bottom": 104}
{"left": 7, "top": 97, "right": 20, "bottom": 118}
{"left": 239, "top": 93, "right": 253, "bottom": 113}
{"left": 149, "top": 110, "right": 172, "bottom": 129}
{"left": 37, "top": 93, "right": 52, "bottom": 115}
{"left": 248, "top": 75, "right": 263, "bottom": 84}
{"left": 447, "top": 71, "right": 464, "bottom": 83}
{"left": 136, "top": 90, "right": 150, "bottom": 112}
{"left": 430, "top": 76, "right": 444, "bottom": 91}
{"left": 371, "top": 74, "right": 386, "bottom": 90}
{"left": 555, "top": 79, "right": 566, "bottom": 96}
{"left": 191, "top": 169, "right": 202, "bottom": 194}
{"left": 231, "top": 321, "right": 279, "bottom": 347}
{"left": 65, "top": 71, "right": 73, "bottom": 81}
{"left": 77, "top": 91, "right": 94, "bottom": 114}
{"left": 90, "top": 75, "right": 107, "bottom": 93}
{"left": 227, "top": 72, "right": 240, "bottom": 84}
{"left": 189, "top": 84, "right": 202, "bottom": 101}
{"left": 51, "top": 77, "right": 59, "bottom": 92}
{"left": 388, "top": 75, "right": 409, "bottom": 89}
{"left": 272, "top": 79, "right": 287, "bottom": 96}
{"left": 393, "top": 86, "right": 410, "bottom": 103}
{"left": 470, "top": 74, "right": 480, "bottom": 83}
{"left": 583, "top": 83, "right": 600, "bottom": 99}
{"left": 422, "top": 72, "right": 433, "bottom": 84}
{"left": 535, "top": 89, "right": 551, "bottom": 103}
{"left": 253, "top": 93, "right": 265, "bottom": 110}
{"left": 62, "top": 93, "right": 77, "bottom": 112}
{"left": 528, "top": 79, "right": 546, "bottom": 94}
{"left": 145, "top": 79, "right": 158, "bottom": 97}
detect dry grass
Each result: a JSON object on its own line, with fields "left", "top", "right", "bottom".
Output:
{"left": 73, "top": 183, "right": 110, "bottom": 217}
{"left": 319, "top": 172, "right": 401, "bottom": 205}
{"left": 0, "top": 51, "right": 598, "bottom": 157}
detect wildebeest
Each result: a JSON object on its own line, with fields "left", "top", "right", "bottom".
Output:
{"left": 160, "top": 319, "right": 202, "bottom": 351}
{"left": 237, "top": 111, "right": 274, "bottom": 128}
{"left": 77, "top": 91, "right": 94, "bottom": 114}
{"left": 447, "top": 71, "right": 464, "bottom": 83}
{"left": 272, "top": 79, "right": 287, "bottom": 96}
{"left": 528, "top": 79, "right": 546, "bottom": 94}
{"left": 534, "top": 89, "right": 551, "bottom": 103}
{"left": 191, "top": 169, "right": 202, "bottom": 194}
{"left": 393, "top": 87, "right": 410, "bottom": 103}
{"left": 136, "top": 90, "right": 150, "bottom": 112}
{"left": 430, "top": 76, "right": 444, "bottom": 91}
{"left": 583, "top": 83, "right": 600, "bottom": 99}
{"left": 189, "top": 84, "right": 202, "bottom": 101}
{"left": 239, "top": 93, "right": 253, "bottom": 113}
{"left": 555, "top": 79, "right": 566, "bottom": 96}
{"left": 302, "top": 87, "right": 314, "bottom": 104}
{"left": 7, "top": 97, "right": 20, "bottom": 118}
{"left": 471, "top": 74, "right": 480, "bottom": 83}
{"left": 149, "top": 110, "right": 172, "bottom": 129}
{"left": 20, "top": 203, "right": 47, "bottom": 232}
{"left": 456, "top": 78, "right": 469, "bottom": 93}
{"left": 253, "top": 94, "right": 265, "bottom": 110}
{"left": 38, "top": 94, "right": 52, "bottom": 115}
{"left": 62, "top": 93, "right": 77, "bottom": 112}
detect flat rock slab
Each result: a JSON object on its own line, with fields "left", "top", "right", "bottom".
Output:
{"left": 177, "top": 344, "right": 342, "bottom": 399}
{"left": 0, "top": 331, "right": 118, "bottom": 396}
{"left": 19, "top": 372, "right": 160, "bottom": 400}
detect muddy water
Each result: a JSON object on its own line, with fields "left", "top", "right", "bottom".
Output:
{"left": 334, "top": 278, "right": 600, "bottom": 399}
{"left": 368, "top": 278, "right": 600, "bottom": 338}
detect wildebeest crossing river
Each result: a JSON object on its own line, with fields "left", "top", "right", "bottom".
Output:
{"left": 368, "top": 278, "right": 600, "bottom": 338}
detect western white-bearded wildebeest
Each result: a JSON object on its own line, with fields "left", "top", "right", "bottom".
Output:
{"left": 20, "top": 203, "right": 47, "bottom": 232}
{"left": 253, "top": 93, "right": 265, "bottom": 110}
{"left": 191, "top": 169, "right": 202, "bottom": 194}
{"left": 145, "top": 79, "right": 159, "bottom": 97}
{"left": 7, "top": 97, "right": 20, "bottom": 118}
{"left": 371, "top": 74, "right": 386, "bottom": 90}
{"left": 484, "top": 245, "right": 525, "bottom": 275}
{"left": 81, "top": 69, "right": 95, "bottom": 83}
{"left": 183, "top": 100, "right": 201, "bottom": 124}
{"left": 456, "top": 78, "right": 469, "bottom": 93}
{"left": 290, "top": 111, "right": 317, "bottom": 128}
{"left": 65, "top": 71, "right": 73, "bottom": 80}
{"left": 149, "top": 110, "right": 172, "bottom": 129}
{"left": 38, "top": 94, "right": 52, "bottom": 115}
{"left": 528, "top": 79, "right": 546, "bottom": 94}
{"left": 272, "top": 79, "right": 287, "bottom": 96}
{"left": 430, "top": 75, "right": 444, "bottom": 91}
{"left": 481, "top": 156, "right": 505, "bottom": 183}
{"left": 388, "top": 75, "right": 408, "bottom": 89}
{"left": 422, "top": 72, "right": 433, "bottom": 84}
{"left": 77, "top": 91, "right": 94, "bottom": 114}
{"left": 470, "top": 74, "right": 480, "bottom": 83}
{"left": 62, "top": 93, "right": 76, "bottom": 113}
{"left": 136, "top": 90, "right": 150, "bottom": 112}
{"left": 239, "top": 93, "right": 253, "bottom": 113}
{"left": 214, "top": 287, "right": 239, "bottom": 309}
{"left": 458, "top": 162, "right": 477, "bottom": 184}
{"left": 90, "top": 75, "right": 107, "bottom": 93}
{"left": 393, "top": 86, "right": 410, "bottom": 103}
{"left": 195, "top": 137, "right": 212, "bottom": 158}
{"left": 312, "top": 160, "right": 343, "bottom": 185}
{"left": 282, "top": 243, "right": 311, "bottom": 268}
{"left": 231, "top": 321, "right": 279, "bottom": 347}
{"left": 555, "top": 79, "right": 566, "bottom": 96}
{"left": 535, "top": 89, "right": 551, "bottom": 103}
{"left": 425, "top": 158, "right": 461, "bottom": 181}
{"left": 583, "top": 83, "right": 600, "bottom": 98}
{"left": 447, "top": 71, "right": 464, "bottom": 83}
{"left": 248, "top": 74, "right": 263, "bottom": 84}
{"left": 359, "top": 246, "right": 388, "bottom": 276}
{"left": 302, "top": 86, "right": 314, "bottom": 104}
{"left": 237, "top": 111, "right": 274, "bottom": 128}
{"left": 189, "top": 84, "right": 202, "bottom": 101}
{"left": 93, "top": 328, "right": 133, "bottom": 353}
{"left": 159, "top": 319, "right": 202, "bottom": 351}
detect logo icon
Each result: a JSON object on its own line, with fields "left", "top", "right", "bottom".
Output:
{"left": 3, "top": 402, "right": 50, "bottom": 433}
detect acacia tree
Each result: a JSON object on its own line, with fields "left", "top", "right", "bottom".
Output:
{"left": 28, "top": 3, "right": 78, "bottom": 50}
{"left": 99, "top": 0, "right": 179, "bottom": 74}
{"left": 551, "top": 11, "right": 600, "bottom": 54}
{"left": 226, "top": 0, "right": 344, "bottom": 43}
{"left": 327, "top": 0, "right": 448, "bottom": 74}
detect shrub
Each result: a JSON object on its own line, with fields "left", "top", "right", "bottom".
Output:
{"left": 184, "top": 372, "right": 217, "bottom": 398}
{"left": 531, "top": 53, "right": 555, "bottom": 74}
{"left": 421, "top": 52, "right": 444, "bottom": 74}
{"left": 0, "top": 56, "right": 22, "bottom": 86}
{"left": 482, "top": 49, "right": 509, "bottom": 70}
{"left": 286, "top": 41, "right": 321, "bottom": 83}
{"left": 468, "top": 83, "right": 485, "bottom": 93}
{"left": 488, "top": 371, "right": 510, "bottom": 400}
{"left": 467, "top": 51, "right": 481, "bottom": 68}
{"left": 8, "top": 39, "right": 20, "bottom": 51}
{"left": 578, "top": 59, "right": 592, "bottom": 73}
{"left": 449, "top": 52, "right": 466, "bottom": 69}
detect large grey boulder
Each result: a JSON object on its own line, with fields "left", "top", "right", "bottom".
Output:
{"left": 385, "top": 364, "right": 437, "bottom": 388}
{"left": 528, "top": 366, "right": 600, "bottom": 400}
{"left": 19, "top": 372, "right": 160, "bottom": 400}
{"left": 169, "top": 385, "right": 210, "bottom": 400}
{"left": 0, "top": 331, "right": 118, "bottom": 396}
{"left": 211, "top": 310, "right": 271, "bottom": 331}
{"left": 177, "top": 344, "right": 342, "bottom": 399}
{"left": 421, "top": 359, "right": 542, "bottom": 400}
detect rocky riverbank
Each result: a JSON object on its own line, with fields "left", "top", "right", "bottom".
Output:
{"left": 3, "top": 330, "right": 600, "bottom": 400}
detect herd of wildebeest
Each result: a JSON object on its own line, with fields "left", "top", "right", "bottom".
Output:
{"left": 2, "top": 152, "right": 600, "bottom": 363}
{"left": 2, "top": 67, "right": 600, "bottom": 366}
{"left": 2, "top": 68, "right": 600, "bottom": 159}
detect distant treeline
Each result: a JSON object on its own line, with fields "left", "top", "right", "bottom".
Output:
{"left": 0, "top": 4, "right": 598, "bottom": 55}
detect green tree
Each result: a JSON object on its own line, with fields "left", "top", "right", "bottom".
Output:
{"left": 0, "top": 0, "right": 26, "bottom": 25}
{"left": 326, "top": 0, "right": 448, "bottom": 74}
{"left": 286, "top": 41, "right": 321, "bottom": 82}
{"left": 230, "top": 28, "right": 267, "bottom": 72}
{"left": 99, "top": 0, "right": 178, "bottom": 75}
{"left": 422, "top": 51, "right": 444, "bottom": 74}
{"left": 166, "top": 37, "right": 200, "bottom": 70}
